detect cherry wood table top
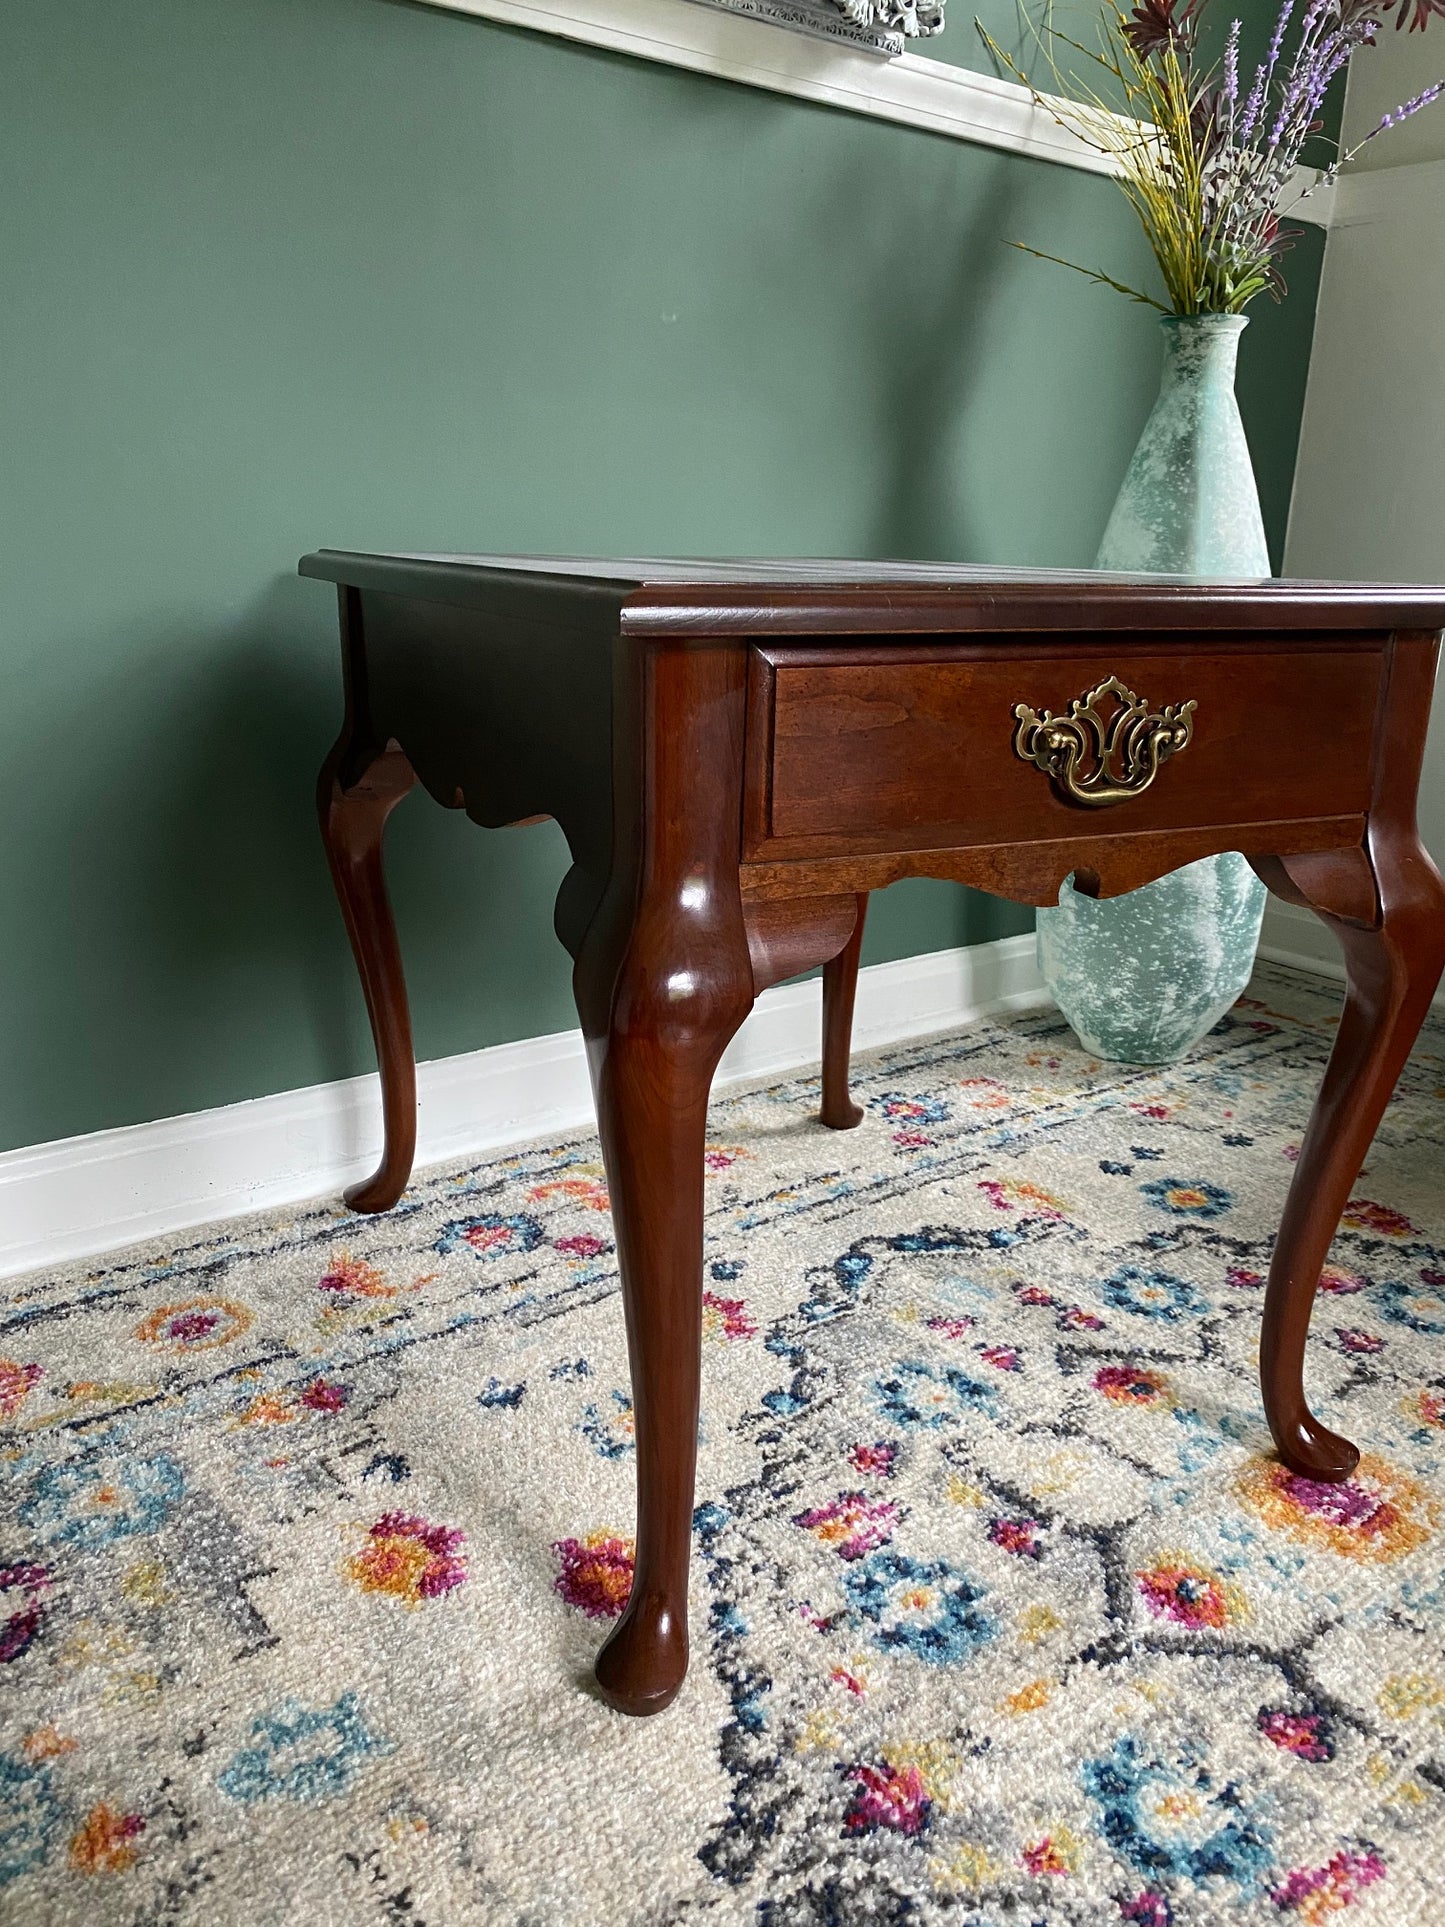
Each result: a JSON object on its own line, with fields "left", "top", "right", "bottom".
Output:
{"left": 299, "top": 549, "right": 1445, "bottom": 633}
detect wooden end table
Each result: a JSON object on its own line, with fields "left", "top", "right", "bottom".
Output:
{"left": 300, "top": 552, "right": 1445, "bottom": 1715}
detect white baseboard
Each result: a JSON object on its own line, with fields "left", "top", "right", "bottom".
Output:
{"left": 7, "top": 915, "right": 1433, "bottom": 1281}
{"left": 0, "top": 933, "right": 1046, "bottom": 1281}
{"left": 1258, "top": 900, "right": 1347, "bottom": 983}
{"left": 1259, "top": 899, "right": 1445, "bottom": 1010}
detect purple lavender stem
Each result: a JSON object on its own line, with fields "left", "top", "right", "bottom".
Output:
{"left": 1373, "top": 78, "right": 1445, "bottom": 132}
{"left": 1266, "top": 0, "right": 1296, "bottom": 66}
{"left": 1240, "top": 0, "right": 1293, "bottom": 143}
{"left": 1224, "top": 18, "right": 1241, "bottom": 108}
{"left": 1269, "top": 56, "right": 1322, "bottom": 148}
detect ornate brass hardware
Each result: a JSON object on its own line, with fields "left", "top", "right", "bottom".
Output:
{"left": 1012, "top": 675, "right": 1197, "bottom": 809}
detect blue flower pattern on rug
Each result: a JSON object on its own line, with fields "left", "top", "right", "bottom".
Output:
{"left": 874, "top": 1359, "right": 996, "bottom": 1428}
{"left": 20, "top": 1451, "right": 185, "bottom": 1551}
{"left": 1140, "top": 1177, "right": 1236, "bottom": 1220}
{"left": 217, "top": 1693, "right": 391, "bottom": 1805}
{"left": 0, "top": 1754, "right": 63, "bottom": 1886}
{"left": 1083, "top": 1734, "right": 1276, "bottom": 1892}
{"left": 1100, "top": 1264, "right": 1205, "bottom": 1322}
{"left": 843, "top": 1551, "right": 996, "bottom": 1664}
{"left": 0, "top": 968, "right": 1441, "bottom": 1922}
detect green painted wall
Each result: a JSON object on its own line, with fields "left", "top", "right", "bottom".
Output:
{"left": 0, "top": 0, "right": 1320, "bottom": 1153}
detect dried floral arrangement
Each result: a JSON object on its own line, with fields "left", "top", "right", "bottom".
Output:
{"left": 980, "top": 0, "right": 1444, "bottom": 312}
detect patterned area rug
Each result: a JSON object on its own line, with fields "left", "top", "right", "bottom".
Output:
{"left": 3, "top": 964, "right": 1444, "bottom": 1927}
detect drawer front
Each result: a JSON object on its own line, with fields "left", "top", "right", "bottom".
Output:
{"left": 743, "top": 639, "right": 1384, "bottom": 858}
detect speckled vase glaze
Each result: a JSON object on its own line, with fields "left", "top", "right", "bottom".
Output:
{"left": 1039, "top": 313, "right": 1269, "bottom": 1065}
{"left": 1038, "top": 849, "right": 1269, "bottom": 1063}
{"left": 1094, "top": 314, "right": 1269, "bottom": 576}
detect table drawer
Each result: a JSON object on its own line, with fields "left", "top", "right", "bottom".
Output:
{"left": 742, "top": 639, "right": 1384, "bottom": 859}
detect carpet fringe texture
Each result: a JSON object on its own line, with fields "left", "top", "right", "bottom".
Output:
{"left": 2, "top": 965, "right": 1443, "bottom": 1926}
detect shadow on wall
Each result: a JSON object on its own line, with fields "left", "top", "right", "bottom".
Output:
{"left": 863, "top": 155, "right": 1023, "bottom": 562}
{"left": 743, "top": 143, "right": 1025, "bottom": 565}
{"left": 2, "top": 574, "right": 577, "bottom": 1150}
{"left": 1, "top": 578, "right": 354, "bottom": 1143}
{"left": 770, "top": 146, "right": 1038, "bottom": 959}
{"left": 130, "top": 577, "right": 361, "bottom": 1087}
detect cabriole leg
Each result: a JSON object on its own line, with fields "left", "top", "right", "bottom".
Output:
{"left": 1256, "top": 833, "right": 1445, "bottom": 1479}
{"left": 570, "top": 636, "right": 754, "bottom": 1714}
{"left": 820, "top": 893, "right": 868, "bottom": 1129}
{"left": 576, "top": 960, "right": 748, "bottom": 1714}
{"left": 318, "top": 743, "right": 418, "bottom": 1213}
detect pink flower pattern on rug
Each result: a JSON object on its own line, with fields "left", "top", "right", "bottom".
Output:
{"left": 0, "top": 968, "right": 1440, "bottom": 1923}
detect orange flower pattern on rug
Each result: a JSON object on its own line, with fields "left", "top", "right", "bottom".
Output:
{"left": 21, "top": 1727, "right": 76, "bottom": 1762}
{"left": 235, "top": 1377, "right": 349, "bottom": 1427}
{"left": 1135, "top": 1558, "right": 1242, "bottom": 1630}
{"left": 551, "top": 1531, "right": 635, "bottom": 1619}
{"left": 527, "top": 1175, "right": 610, "bottom": 1212}
{"left": 68, "top": 1803, "right": 145, "bottom": 1874}
{"left": 1094, "top": 1364, "right": 1174, "bottom": 1407}
{"left": 316, "top": 1253, "right": 391, "bottom": 1299}
{"left": 133, "top": 1297, "right": 251, "bottom": 1351}
{"left": 345, "top": 1514, "right": 467, "bottom": 1605}
{"left": 0, "top": 966, "right": 1440, "bottom": 1924}
{"left": 1236, "top": 1454, "right": 1435, "bottom": 1563}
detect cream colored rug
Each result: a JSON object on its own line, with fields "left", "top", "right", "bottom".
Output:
{"left": 2, "top": 965, "right": 1443, "bottom": 1926}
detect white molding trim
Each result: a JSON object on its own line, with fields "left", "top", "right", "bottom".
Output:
{"left": 411, "top": 0, "right": 1334, "bottom": 222}
{"left": 412, "top": 0, "right": 1113, "bottom": 176}
{"left": 0, "top": 934, "right": 1046, "bottom": 1281}
{"left": 1260, "top": 899, "right": 1445, "bottom": 1010}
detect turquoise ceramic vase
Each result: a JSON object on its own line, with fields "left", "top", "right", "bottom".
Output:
{"left": 1037, "top": 313, "right": 1270, "bottom": 1065}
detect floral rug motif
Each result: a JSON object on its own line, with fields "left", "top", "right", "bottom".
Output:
{"left": 2, "top": 964, "right": 1443, "bottom": 1925}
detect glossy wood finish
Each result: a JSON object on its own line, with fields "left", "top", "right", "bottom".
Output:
{"left": 568, "top": 636, "right": 757, "bottom": 1712}
{"left": 1251, "top": 632, "right": 1445, "bottom": 1478}
{"left": 742, "top": 892, "right": 861, "bottom": 996}
{"left": 305, "top": 551, "right": 1445, "bottom": 1715}
{"left": 736, "top": 816, "right": 1373, "bottom": 909}
{"left": 318, "top": 747, "right": 418, "bottom": 1212}
{"left": 317, "top": 589, "right": 420, "bottom": 1214}
{"left": 821, "top": 894, "right": 868, "bottom": 1129}
{"left": 300, "top": 550, "right": 1445, "bottom": 634}
{"left": 746, "top": 640, "right": 1383, "bottom": 860}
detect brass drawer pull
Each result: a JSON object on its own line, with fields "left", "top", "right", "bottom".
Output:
{"left": 1012, "top": 675, "right": 1196, "bottom": 808}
